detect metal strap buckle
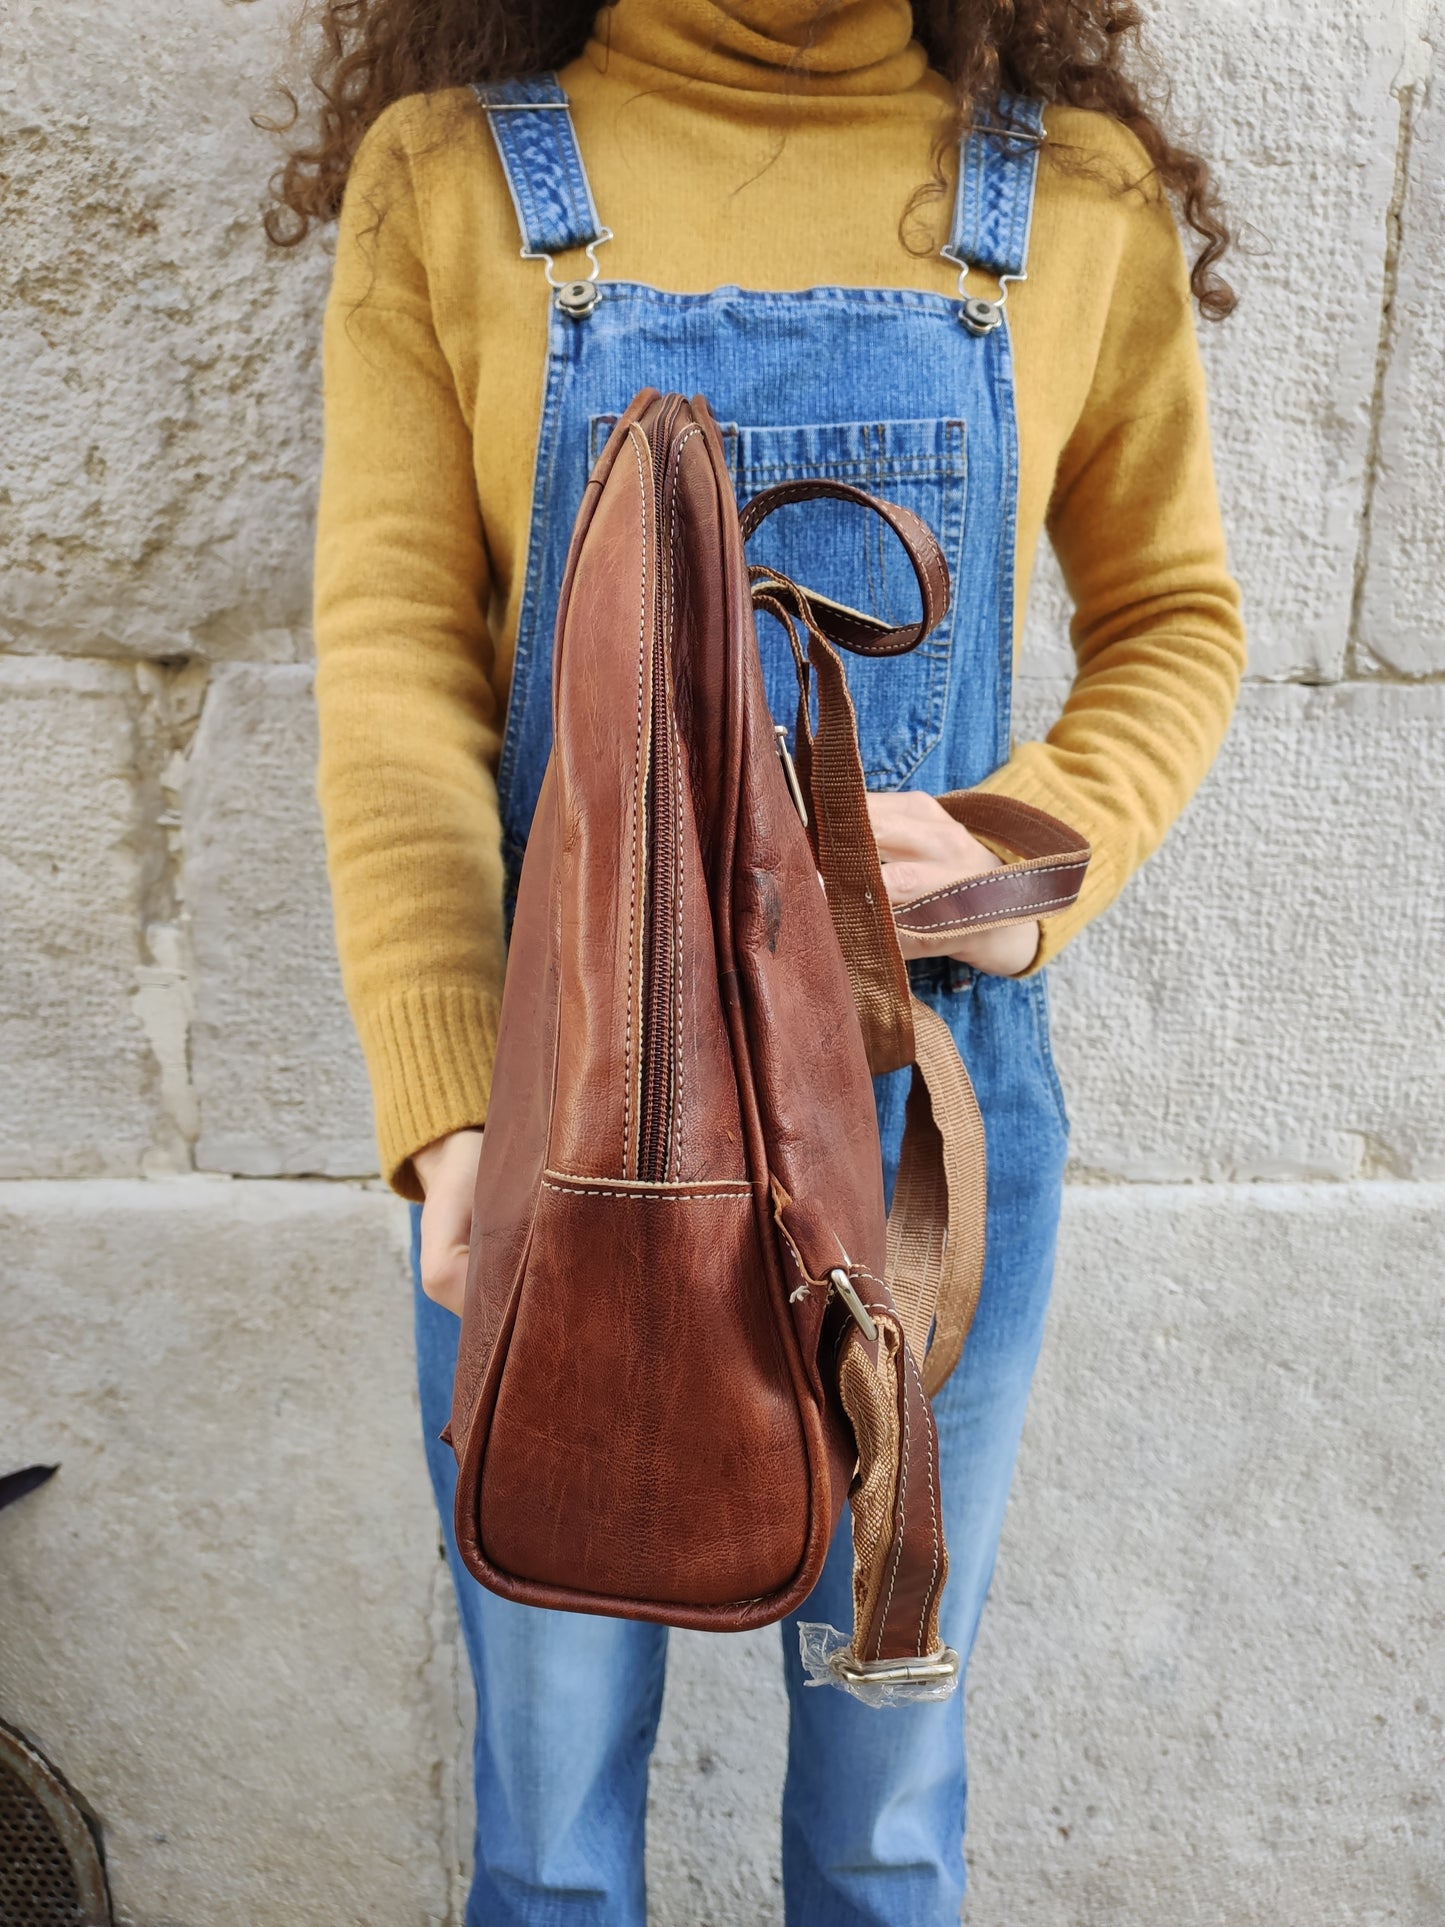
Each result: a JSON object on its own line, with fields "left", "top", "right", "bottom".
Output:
{"left": 829, "top": 1267, "right": 878, "bottom": 1344}
{"left": 829, "top": 1645, "right": 962, "bottom": 1688}
{"left": 774, "top": 725, "right": 809, "bottom": 829}
{"left": 965, "top": 118, "right": 1046, "bottom": 147}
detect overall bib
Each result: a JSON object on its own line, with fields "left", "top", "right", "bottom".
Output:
{"left": 412, "top": 78, "right": 1070, "bottom": 1927}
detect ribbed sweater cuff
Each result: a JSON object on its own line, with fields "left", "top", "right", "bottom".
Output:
{"left": 355, "top": 983, "right": 501, "bottom": 1201}
{"left": 967, "top": 762, "right": 1122, "bottom": 975}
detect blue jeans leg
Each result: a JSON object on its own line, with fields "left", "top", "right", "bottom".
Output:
{"left": 412, "top": 1209, "right": 669, "bottom": 1927}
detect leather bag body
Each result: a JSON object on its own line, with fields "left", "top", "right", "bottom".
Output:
{"left": 447, "top": 390, "right": 1088, "bottom": 1676}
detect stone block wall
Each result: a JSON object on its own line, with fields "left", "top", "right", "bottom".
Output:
{"left": 1, "top": 3, "right": 1440, "bottom": 1923}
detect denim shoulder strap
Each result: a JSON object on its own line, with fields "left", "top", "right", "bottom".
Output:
{"left": 943, "top": 93, "right": 1046, "bottom": 281}
{"left": 473, "top": 75, "right": 608, "bottom": 261}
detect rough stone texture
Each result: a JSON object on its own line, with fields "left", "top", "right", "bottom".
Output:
{"left": 0, "top": 0, "right": 327, "bottom": 660}
{"left": 1154, "top": 0, "right": 1427, "bottom": 682}
{"left": 184, "top": 664, "right": 377, "bottom": 1178}
{"left": 1016, "top": 2, "right": 1430, "bottom": 684}
{"left": 0, "top": 1178, "right": 453, "bottom": 1927}
{"left": 965, "top": 1183, "right": 1445, "bottom": 1927}
{"left": 645, "top": 1184, "right": 1445, "bottom": 1927}
{"left": 1359, "top": 9, "right": 1445, "bottom": 675}
{"left": 1014, "top": 681, "right": 1445, "bottom": 1183}
{"left": 0, "top": 660, "right": 158, "bottom": 1178}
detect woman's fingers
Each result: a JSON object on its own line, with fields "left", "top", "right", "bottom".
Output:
{"left": 867, "top": 791, "right": 1000, "bottom": 920}
{"left": 866, "top": 790, "right": 998, "bottom": 879}
{"left": 414, "top": 1128, "right": 485, "bottom": 1317}
{"left": 865, "top": 790, "right": 958, "bottom": 864}
{"left": 875, "top": 856, "right": 954, "bottom": 905}
{"left": 866, "top": 790, "right": 1041, "bottom": 976}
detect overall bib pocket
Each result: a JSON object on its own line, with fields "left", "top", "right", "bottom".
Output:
{"left": 589, "top": 414, "right": 967, "bottom": 788}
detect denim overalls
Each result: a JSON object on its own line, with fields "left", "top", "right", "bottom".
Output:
{"left": 411, "top": 77, "right": 1070, "bottom": 1927}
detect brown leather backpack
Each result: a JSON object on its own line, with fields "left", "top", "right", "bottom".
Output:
{"left": 448, "top": 390, "right": 1087, "bottom": 1698}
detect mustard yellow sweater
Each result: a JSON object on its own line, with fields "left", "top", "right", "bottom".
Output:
{"left": 313, "top": 0, "right": 1245, "bottom": 1197}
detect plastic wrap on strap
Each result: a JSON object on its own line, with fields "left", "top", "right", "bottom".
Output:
{"left": 797, "top": 1623, "right": 961, "bottom": 1707}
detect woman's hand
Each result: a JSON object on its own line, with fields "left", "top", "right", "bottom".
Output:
{"left": 413, "top": 1128, "right": 485, "bottom": 1316}
{"left": 867, "top": 791, "right": 1040, "bottom": 977}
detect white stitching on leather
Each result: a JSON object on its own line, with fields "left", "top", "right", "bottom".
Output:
{"left": 895, "top": 859, "right": 1086, "bottom": 913}
{"left": 542, "top": 1180, "right": 751, "bottom": 1202}
{"left": 896, "top": 891, "right": 1079, "bottom": 931}
{"left": 666, "top": 427, "right": 702, "bottom": 1182}
{"left": 544, "top": 1167, "right": 749, "bottom": 1188}
{"left": 850, "top": 1263, "right": 890, "bottom": 1296}
{"left": 905, "top": 1344, "right": 942, "bottom": 1652}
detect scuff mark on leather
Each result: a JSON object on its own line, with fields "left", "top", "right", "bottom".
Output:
{"left": 754, "top": 869, "right": 784, "bottom": 954}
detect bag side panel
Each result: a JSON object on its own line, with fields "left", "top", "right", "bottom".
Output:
{"left": 480, "top": 1174, "right": 810, "bottom": 1606}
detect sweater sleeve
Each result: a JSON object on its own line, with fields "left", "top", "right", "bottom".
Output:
{"left": 313, "top": 108, "right": 507, "bottom": 1198}
{"left": 975, "top": 176, "right": 1247, "bottom": 968}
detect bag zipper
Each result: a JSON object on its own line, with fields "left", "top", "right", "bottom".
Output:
{"left": 636, "top": 398, "right": 685, "bottom": 1181}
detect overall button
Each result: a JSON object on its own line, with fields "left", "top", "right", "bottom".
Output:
{"left": 960, "top": 295, "right": 1004, "bottom": 335}
{"left": 556, "top": 279, "right": 601, "bottom": 319}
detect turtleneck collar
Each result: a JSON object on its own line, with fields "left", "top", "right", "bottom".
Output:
{"left": 587, "top": 0, "right": 928, "bottom": 97}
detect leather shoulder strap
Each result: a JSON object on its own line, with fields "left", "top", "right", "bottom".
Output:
{"left": 893, "top": 793, "right": 1091, "bottom": 942}
{"left": 741, "top": 480, "right": 950, "bottom": 657}
{"left": 742, "top": 476, "right": 1090, "bottom": 1684}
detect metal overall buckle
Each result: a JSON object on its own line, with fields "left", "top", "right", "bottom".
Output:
{"left": 523, "top": 234, "right": 614, "bottom": 320}
{"left": 940, "top": 246, "right": 1022, "bottom": 337}
{"left": 482, "top": 96, "right": 612, "bottom": 320}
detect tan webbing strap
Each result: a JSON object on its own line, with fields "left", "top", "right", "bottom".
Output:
{"left": 889, "top": 999, "right": 990, "bottom": 1395}
{"left": 754, "top": 571, "right": 915, "bottom": 1077}
{"left": 837, "top": 1313, "right": 948, "bottom": 1664}
{"left": 806, "top": 633, "right": 918, "bottom": 1077}
{"left": 752, "top": 571, "right": 987, "bottom": 1391}
{"left": 750, "top": 564, "right": 1085, "bottom": 1401}
{"left": 742, "top": 481, "right": 1091, "bottom": 1672}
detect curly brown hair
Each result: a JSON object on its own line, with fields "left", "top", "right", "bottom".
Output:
{"left": 262, "top": 0, "right": 1236, "bottom": 318}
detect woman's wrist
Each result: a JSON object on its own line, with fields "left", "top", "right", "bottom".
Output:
{"left": 954, "top": 915, "right": 1041, "bottom": 978}
{"left": 414, "top": 1126, "right": 485, "bottom": 1196}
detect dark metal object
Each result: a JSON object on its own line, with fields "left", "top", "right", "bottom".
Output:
{"left": 0, "top": 1466, "right": 59, "bottom": 1514}
{"left": 0, "top": 1722, "right": 112, "bottom": 1925}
